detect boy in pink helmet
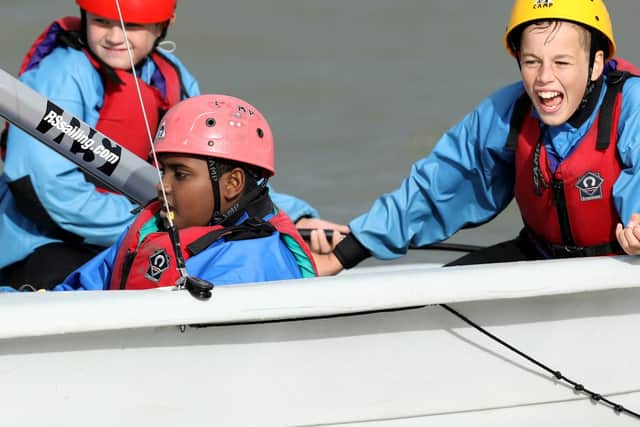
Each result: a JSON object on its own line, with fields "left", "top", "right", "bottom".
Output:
{"left": 55, "top": 94, "right": 316, "bottom": 290}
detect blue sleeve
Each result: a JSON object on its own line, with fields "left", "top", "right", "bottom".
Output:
{"left": 349, "top": 83, "right": 522, "bottom": 259}
{"left": 269, "top": 185, "right": 319, "bottom": 222}
{"left": 52, "top": 230, "right": 124, "bottom": 291}
{"left": 613, "top": 78, "right": 640, "bottom": 224}
{"left": 3, "top": 49, "right": 137, "bottom": 247}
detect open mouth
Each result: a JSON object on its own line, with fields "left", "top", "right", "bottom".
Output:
{"left": 537, "top": 90, "right": 563, "bottom": 113}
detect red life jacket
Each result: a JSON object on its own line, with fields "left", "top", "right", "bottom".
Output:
{"left": 2, "top": 16, "right": 184, "bottom": 172}
{"left": 109, "top": 201, "right": 318, "bottom": 290}
{"left": 507, "top": 58, "right": 640, "bottom": 257}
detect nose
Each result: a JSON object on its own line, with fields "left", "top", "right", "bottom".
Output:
{"left": 157, "top": 173, "right": 172, "bottom": 196}
{"left": 105, "top": 24, "right": 126, "bottom": 45}
{"left": 536, "top": 61, "right": 554, "bottom": 84}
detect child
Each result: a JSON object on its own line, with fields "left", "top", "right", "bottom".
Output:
{"left": 0, "top": 0, "right": 323, "bottom": 290}
{"left": 313, "top": 0, "right": 640, "bottom": 275}
{"left": 55, "top": 94, "right": 317, "bottom": 290}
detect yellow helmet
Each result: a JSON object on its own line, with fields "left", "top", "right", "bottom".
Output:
{"left": 504, "top": 0, "right": 616, "bottom": 58}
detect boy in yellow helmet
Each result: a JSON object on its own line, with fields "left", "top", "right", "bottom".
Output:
{"left": 313, "top": 0, "right": 640, "bottom": 274}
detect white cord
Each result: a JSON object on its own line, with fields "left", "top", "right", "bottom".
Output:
{"left": 158, "top": 39, "right": 177, "bottom": 54}
{"left": 113, "top": 0, "right": 175, "bottom": 227}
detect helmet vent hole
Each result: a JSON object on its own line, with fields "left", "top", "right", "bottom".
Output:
{"left": 257, "top": 128, "right": 264, "bottom": 138}
{"left": 595, "top": 16, "right": 600, "bottom": 21}
{"left": 206, "top": 118, "right": 216, "bottom": 127}
{"left": 208, "top": 140, "right": 215, "bottom": 147}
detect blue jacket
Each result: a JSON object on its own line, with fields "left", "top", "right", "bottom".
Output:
{"left": 349, "top": 76, "right": 640, "bottom": 259}
{"left": 54, "top": 210, "right": 303, "bottom": 290}
{"left": 0, "top": 45, "right": 317, "bottom": 269}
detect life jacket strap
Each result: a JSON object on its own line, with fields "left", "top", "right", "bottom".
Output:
{"left": 524, "top": 225, "right": 622, "bottom": 258}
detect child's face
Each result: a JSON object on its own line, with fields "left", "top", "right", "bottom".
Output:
{"left": 519, "top": 21, "right": 603, "bottom": 127}
{"left": 85, "top": 12, "right": 163, "bottom": 70}
{"left": 157, "top": 154, "right": 215, "bottom": 229}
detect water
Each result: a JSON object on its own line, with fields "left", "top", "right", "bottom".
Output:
{"left": 1, "top": 0, "right": 639, "bottom": 264}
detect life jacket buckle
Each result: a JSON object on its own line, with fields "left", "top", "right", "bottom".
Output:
{"left": 548, "top": 244, "right": 585, "bottom": 258}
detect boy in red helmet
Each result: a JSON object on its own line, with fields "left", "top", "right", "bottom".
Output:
{"left": 0, "top": 0, "right": 332, "bottom": 290}
{"left": 55, "top": 94, "right": 317, "bottom": 291}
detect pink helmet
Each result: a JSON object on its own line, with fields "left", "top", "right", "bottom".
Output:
{"left": 153, "top": 94, "right": 275, "bottom": 177}
{"left": 76, "top": 0, "right": 176, "bottom": 24}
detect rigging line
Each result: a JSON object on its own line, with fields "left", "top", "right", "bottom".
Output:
{"left": 112, "top": 0, "right": 196, "bottom": 291}
{"left": 440, "top": 303, "right": 640, "bottom": 420}
{"left": 112, "top": 0, "right": 174, "bottom": 231}
{"left": 112, "top": 1, "right": 213, "bottom": 303}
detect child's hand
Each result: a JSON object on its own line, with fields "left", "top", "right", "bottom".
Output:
{"left": 308, "top": 227, "right": 345, "bottom": 257}
{"left": 294, "top": 218, "right": 348, "bottom": 275}
{"left": 296, "top": 217, "right": 349, "bottom": 255}
{"left": 616, "top": 213, "right": 640, "bottom": 255}
{"left": 296, "top": 218, "right": 349, "bottom": 234}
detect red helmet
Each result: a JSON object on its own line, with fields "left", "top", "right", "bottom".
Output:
{"left": 153, "top": 94, "right": 275, "bottom": 177}
{"left": 76, "top": 0, "right": 176, "bottom": 24}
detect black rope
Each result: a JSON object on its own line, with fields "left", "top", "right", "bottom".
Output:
{"left": 439, "top": 303, "right": 640, "bottom": 419}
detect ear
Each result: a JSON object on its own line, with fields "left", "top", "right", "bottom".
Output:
{"left": 591, "top": 50, "right": 605, "bottom": 81}
{"left": 221, "top": 168, "right": 245, "bottom": 202}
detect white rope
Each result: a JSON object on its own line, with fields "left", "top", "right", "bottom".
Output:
{"left": 113, "top": 0, "right": 175, "bottom": 228}
{"left": 158, "top": 39, "right": 177, "bottom": 54}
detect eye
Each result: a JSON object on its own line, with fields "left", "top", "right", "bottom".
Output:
{"left": 522, "top": 59, "right": 539, "bottom": 67}
{"left": 93, "top": 17, "right": 110, "bottom": 26}
{"left": 174, "top": 170, "right": 189, "bottom": 180}
{"left": 125, "top": 23, "right": 144, "bottom": 30}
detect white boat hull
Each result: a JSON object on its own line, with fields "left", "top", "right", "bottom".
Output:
{"left": 1, "top": 257, "right": 640, "bottom": 426}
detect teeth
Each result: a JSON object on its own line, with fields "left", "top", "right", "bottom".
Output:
{"left": 538, "top": 91, "right": 560, "bottom": 99}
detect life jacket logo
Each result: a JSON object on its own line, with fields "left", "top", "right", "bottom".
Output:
{"left": 533, "top": 0, "right": 553, "bottom": 8}
{"left": 145, "top": 249, "right": 171, "bottom": 282}
{"left": 575, "top": 171, "right": 604, "bottom": 201}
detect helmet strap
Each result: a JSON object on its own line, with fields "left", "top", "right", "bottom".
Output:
{"left": 218, "top": 178, "right": 270, "bottom": 226}
{"left": 584, "top": 32, "right": 599, "bottom": 104}
{"left": 206, "top": 158, "right": 224, "bottom": 225}
{"left": 206, "top": 158, "right": 270, "bottom": 227}
{"left": 80, "top": 9, "right": 87, "bottom": 43}
{"left": 578, "top": 29, "right": 604, "bottom": 113}
{"left": 568, "top": 73, "right": 603, "bottom": 128}
{"left": 157, "top": 21, "right": 170, "bottom": 43}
